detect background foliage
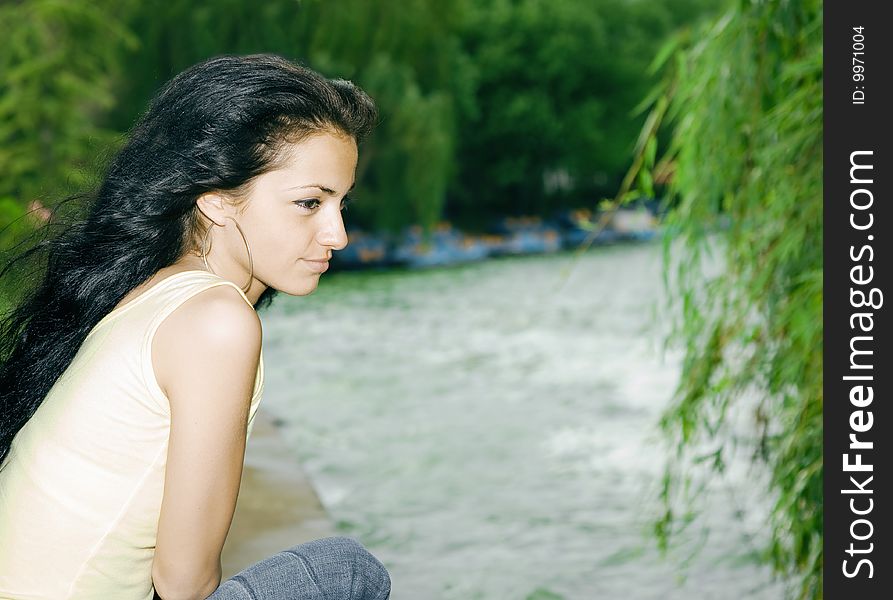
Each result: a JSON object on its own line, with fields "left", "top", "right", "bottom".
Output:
{"left": 1, "top": 0, "right": 714, "bottom": 239}
{"left": 621, "top": 0, "right": 823, "bottom": 597}
{"left": 0, "top": 1, "right": 134, "bottom": 255}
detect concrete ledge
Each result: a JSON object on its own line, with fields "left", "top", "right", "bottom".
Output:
{"left": 221, "top": 409, "right": 336, "bottom": 578}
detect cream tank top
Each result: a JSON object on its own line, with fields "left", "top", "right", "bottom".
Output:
{"left": 0, "top": 270, "right": 265, "bottom": 600}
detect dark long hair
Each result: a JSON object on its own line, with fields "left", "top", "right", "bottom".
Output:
{"left": 0, "top": 54, "right": 377, "bottom": 466}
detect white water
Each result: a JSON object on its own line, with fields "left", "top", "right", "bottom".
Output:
{"left": 259, "top": 242, "right": 788, "bottom": 599}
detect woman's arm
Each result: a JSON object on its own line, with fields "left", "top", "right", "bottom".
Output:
{"left": 150, "top": 286, "right": 262, "bottom": 600}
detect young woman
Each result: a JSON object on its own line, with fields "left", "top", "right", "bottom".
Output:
{"left": 0, "top": 54, "right": 391, "bottom": 600}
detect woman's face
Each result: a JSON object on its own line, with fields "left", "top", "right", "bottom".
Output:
{"left": 227, "top": 130, "right": 358, "bottom": 296}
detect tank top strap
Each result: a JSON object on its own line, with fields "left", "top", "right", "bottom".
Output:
{"left": 158, "top": 269, "right": 255, "bottom": 308}
{"left": 88, "top": 269, "right": 255, "bottom": 337}
{"left": 144, "top": 270, "right": 257, "bottom": 327}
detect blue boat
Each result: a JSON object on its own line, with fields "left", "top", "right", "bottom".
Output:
{"left": 331, "top": 228, "right": 391, "bottom": 270}
{"left": 607, "top": 206, "right": 660, "bottom": 241}
{"left": 557, "top": 201, "right": 664, "bottom": 248}
{"left": 332, "top": 203, "right": 664, "bottom": 272}
{"left": 487, "top": 216, "right": 562, "bottom": 256}
{"left": 392, "top": 223, "right": 490, "bottom": 269}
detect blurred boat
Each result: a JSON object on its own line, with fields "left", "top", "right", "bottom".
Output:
{"left": 392, "top": 223, "right": 490, "bottom": 269}
{"left": 330, "top": 228, "right": 391, "bottom": 270}
{"left": 607, "top": 206, "right": 659, "bottom": 241}
{"left": 331, "top": 204, "right": 663, "bottom": 272}
{"left": 487, "top": 216, "right": 562, "bottom": 256}
{"left": 555, "top": 208, "right": 621, "bottom": 249}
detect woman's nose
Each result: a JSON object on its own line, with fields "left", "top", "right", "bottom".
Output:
{"left": 317, "top": 207, "right": 348, "bottom": 250}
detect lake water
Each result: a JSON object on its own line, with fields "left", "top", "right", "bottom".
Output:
{"left": 258, "top": 241, "right": 788, "bottom": 599}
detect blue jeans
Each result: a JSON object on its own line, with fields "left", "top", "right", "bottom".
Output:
{"left": 205, "top": 536, "right": 391, "bottom": 599}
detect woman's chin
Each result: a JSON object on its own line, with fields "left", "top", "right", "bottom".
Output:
{"left": 279, "top": 277, "right": 321, "bottom": 297}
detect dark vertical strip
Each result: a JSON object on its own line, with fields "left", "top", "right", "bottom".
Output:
{"left": 824, "top": 1, "right": 890, "bottom": 597}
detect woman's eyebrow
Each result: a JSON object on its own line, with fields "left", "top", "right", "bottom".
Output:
{"left": 287, "top": 182, "right": 356, "bottom": 195}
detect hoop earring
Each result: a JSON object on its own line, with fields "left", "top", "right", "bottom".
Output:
{"left": 200, "top": 217, "right": 254, "bottom": 294}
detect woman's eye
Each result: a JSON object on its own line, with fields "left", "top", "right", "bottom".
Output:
{"left": 293, "top": 197, "right": 352, "bottom": 212}
{"left": 294, "top": 199, "right": 320, "bottom": 210}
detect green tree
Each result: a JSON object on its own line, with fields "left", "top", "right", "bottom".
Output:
{"left": 452, "top": 0, "right": 713, "bottom": 228}
{"left": 2, "top": 0, "right": 716, "bottom": 244}
{"left": 0, "top": 0, "right": 136, "bottom": 307}
{"left": 0, "top": 0, "right": 136, "bottom": 202}
{"left": 623, "top": 0, "right": 823, "bottom": 597}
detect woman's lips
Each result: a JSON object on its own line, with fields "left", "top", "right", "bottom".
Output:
{"left": 303, "top": 259, "right": 330, "bottom": 273}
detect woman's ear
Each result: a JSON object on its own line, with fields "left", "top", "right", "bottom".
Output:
{"left": 195, "top": 192, "right": 228, "bottom": 227}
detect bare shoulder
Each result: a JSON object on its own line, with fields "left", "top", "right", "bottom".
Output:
{"left": 165, "top": 284, "right": 260, "bottom": 343}
{"left": 153, "top": 284, "right": 262, "bottom": 401}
